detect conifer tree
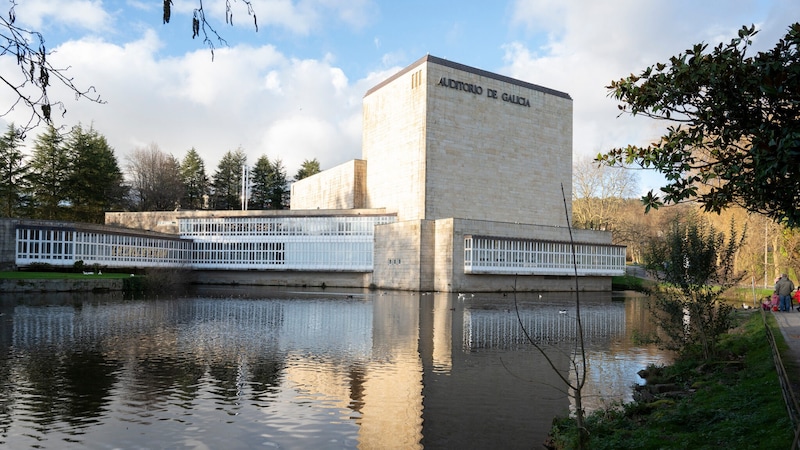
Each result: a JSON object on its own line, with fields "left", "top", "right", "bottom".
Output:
{"left": 65, "top": 124, "right": 127, "bottom": 223}
{"left": 268, "top": 159, "right": 289, "bottom": 210}
{"left": 294, "top": 158, "right": 321, "bottom": 181}
{"left": 0, "top": 123, "right": 29, "bottom": 217}
{"left": 211, "top": 148, "right": 246, "bottom": 210}
{"left": 249, "top": 155, "right": 273, "bottom": 210}
{"left": 28, "top": 125, "right": 69, "bottom": 220}
{"left": 181, "top": 148, "right": 209, "bottom": 210}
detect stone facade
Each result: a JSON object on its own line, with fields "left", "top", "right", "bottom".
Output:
{"left": 362, "top": 55, "right": 573, "bottom": 225}
{"left": 358, "top": 56, "right": 602, "bottom": 291}
{"left": 372, "top": 220, "right": 435, "bottom": 291}
{"left": 95, "top": 56, "right": 618, "bottom": 292}
{"left": 290, "top": 159, "right": 367, "bottom": 210}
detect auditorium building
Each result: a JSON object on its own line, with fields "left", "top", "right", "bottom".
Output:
{"left": 7, "top": 55, "right": 625, "bottom": 292}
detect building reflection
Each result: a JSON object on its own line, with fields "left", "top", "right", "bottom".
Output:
{"left": 0, "top": 290, "right": 666, "bottom": 449}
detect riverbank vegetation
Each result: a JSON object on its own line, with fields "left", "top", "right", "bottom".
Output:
{"left": 546, "top": 311, "right": 794, "bottom": 449}
{"left": 545, "top": 210, "right": 794, "bottom": 448}
{"left": 573, "top": 163, "right": 800, "bottom": 292}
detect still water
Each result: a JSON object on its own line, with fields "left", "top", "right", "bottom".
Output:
{"left": 0, "top": 288, "right": 669, "bottom": 449}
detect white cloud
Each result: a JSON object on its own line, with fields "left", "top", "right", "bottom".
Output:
{"left": 4, "top": 0, "right": 798, "bottom": 200}
{"left": 2, "top": 29, "right": 365, "bottom": 178}
{"left": 168, "top": 0, "right": 375, "bottom": 36}
{"left": 12, "top": 0, "right": 112, "bottom": 32}
{"left": 503, "top": 0, "right": 800, "bottom": 194}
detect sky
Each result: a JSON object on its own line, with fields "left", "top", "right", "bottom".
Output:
{"left": 1, "top": 0, "right": 798, "bottom": 195}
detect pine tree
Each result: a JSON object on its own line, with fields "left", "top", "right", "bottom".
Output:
{"left": 269, "top": 159, "right": 289, "bottom": 209}
{"left": 249, "top": 155, "right": 273, "bottom": 210}
{"left": 294, "top": 158, "right": 321, "bottom": 181}
{"left": 180, "top": 148, "right": 209, "bottom": 209}
{"left": 211, "top": 148, "right": 246, "bottom": 210}
{"left": 65, "top": 124, "right": 127, "bottom": 223}
{"left": 29, "top": 125, "right": 69, "bottom": 220}
{"left": 0, "top": 123, "right": 29, "bottom": 218}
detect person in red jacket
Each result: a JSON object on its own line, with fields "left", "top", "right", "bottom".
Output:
{"left": 794, "top": 288, "right": 800, "bottom": 312}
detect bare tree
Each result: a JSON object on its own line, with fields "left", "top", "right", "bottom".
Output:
{"left": 515, "top": 185, "right": 590, "bottom": 448}
{"left": 126, "top": 143, "right": 183, "bottom": 211}
{"left": 572, "top": 156, "right": 639, "bottom": 230}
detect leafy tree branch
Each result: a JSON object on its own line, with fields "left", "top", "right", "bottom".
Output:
{"left": 599, "top": 23, "right": 800, "bottom": 228}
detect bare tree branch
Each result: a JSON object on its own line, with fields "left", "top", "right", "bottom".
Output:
{"left": 184, "top": 0, "right": 258, "bottom": 61}
{"left": 0, "top": 2, "right": 104, "bottom": 137}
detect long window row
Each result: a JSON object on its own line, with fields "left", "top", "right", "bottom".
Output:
{"left": 180, "top": 215, "right": 396, "bottom": 237}
{"left": 464, "top": 235, "right": 626, "bottom": 276}
{"left": 190, "top": 235, "right": 378, "bottom": 271}
{"left": 16, "top": 226, "right": 192, "bottom": 268}
{"left": 186, "top": 215, "right": 395, "bottom": 271}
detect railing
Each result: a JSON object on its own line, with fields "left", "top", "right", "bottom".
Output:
{"left": 762, "top": 309, "right": 800, "bottom": 449}
{"left": 464, "top": 235, "right": 626, "bottom": 276}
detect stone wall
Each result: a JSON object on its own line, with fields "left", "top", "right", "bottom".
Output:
{"left": 290, "top": 159, "right": 367, "bottom": 210}
{"left": 372, "top": 220, "right": 435, "bottom": 291}
{"left": 190, "top": 270, "right": 370, "bottom": 290}
{"left": 0, "top": 278, "right": 123, "bottom": 292}
{"left": 424, "top": 60, "right": 573, "bottom": 226}
{"left": 362, "top": 61, "right": 428, "bottom": 221}
{"left": 362, "top": 55, "right": 573, "bottom": 226}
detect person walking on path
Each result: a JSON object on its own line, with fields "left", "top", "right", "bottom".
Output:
{"left": 775, "top": 274, "right": 795, "bottom": 312}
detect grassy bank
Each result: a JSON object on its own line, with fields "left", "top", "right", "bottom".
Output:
{"left": 0, "top": 270, "right": 189, "bottom": 297}
{"left": 611, "top": 273, "right": 656, "bottom": 292}
{"left": 547, "top": 311, "right": 794, "bottom": 449}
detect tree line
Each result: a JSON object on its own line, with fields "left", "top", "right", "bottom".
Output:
{"left": 572, "top": 155, "right": 800, "bottom": 290}
{"left": 0, "top": 123, "right": 321, "bottom": 222}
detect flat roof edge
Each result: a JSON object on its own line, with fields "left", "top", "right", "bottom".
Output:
{"left": 364, "top": 54, "right": 572, "bottom": 100}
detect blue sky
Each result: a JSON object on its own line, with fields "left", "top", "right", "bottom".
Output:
{"left": 2, "top": 0, "right": 798, "bottom": 196}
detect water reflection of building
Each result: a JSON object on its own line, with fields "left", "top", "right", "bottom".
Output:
{"left": 3, "top": 295, "right": 425, "bottom": 449}
{"left": 461, "top": 302, "right": 626, "bottom": 350}
{"left": 0, "top": 292, "right": 666, "bottom": 448}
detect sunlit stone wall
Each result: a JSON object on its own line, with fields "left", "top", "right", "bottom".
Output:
{"left": 362, "top": 55, "right": 573, "bottom": 226}
{"left": 290, "top": 159, "right": 367, "bottom": 210}
{"left": 372, "top": 220, "right": 435, "bottom": 291}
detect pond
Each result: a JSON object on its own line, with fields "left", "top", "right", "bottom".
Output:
{"left": 0, "top": 288, "right": 670, "bottom": 449}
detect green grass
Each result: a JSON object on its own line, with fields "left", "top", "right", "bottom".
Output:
{"left": 0, "top": 271, "right": 136, "bottom": 279}
{"left": 548, "top": 311, "right": 795, "bottom": 449}
{"left": 612, "top": 274, "right": 654, "bottom": 292}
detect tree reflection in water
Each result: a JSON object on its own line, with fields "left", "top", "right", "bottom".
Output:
{"left": 0, "top": 288, "right": 668, "bottom": 449}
